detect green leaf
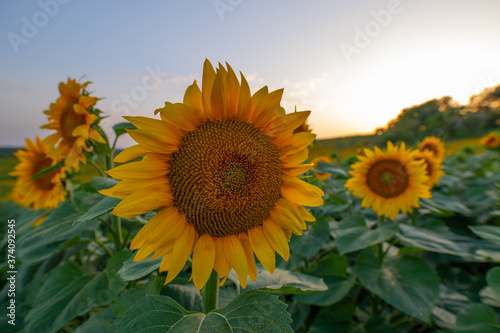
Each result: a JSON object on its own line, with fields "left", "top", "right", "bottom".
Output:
{"left": 117, "top": 290, "right": 293, "bottom": 332}
{"left": 24, "top": 253, "right": 129, "bottom": 333}
{"left": 163, "top": 283, "right": 203, "bottom": 313}
{"left": 294, "top": 274, "right": 356, "bottom": 306}
{"left": 118, "top": 254, "right": 161, "bottom": 281}
{"left": 420, "top": 193, "right": 471, "bottom": 216}
{"left": 469, "top": 225, "right": 500, "bottom": 245}
{"left": 30, "top": 160, "right": 64, "bottom": 180}
{"left": 309, "top": 300, "right": 365, "bottom": 333}
{"left": 480, "top": 287, "right": 500, "bottom": 308}
{"left": 453, "top": 304, "right": 500, "bottom": 333}
{"left": 73, "top": 280, "right": 162, "bottom": 333}
{"left": 290, "top": 216, "right": 330, "bottom": 257}
{"left": 74, "top": 195, "right": 121, "bottom": 224}
{"left": 295, "top": 253, "right": 355, "bottom": 306}
{"left": 486, "top": 267, "right": 500, "bottom": 296}
{"left": 396, "top": 224, "right": 476, "bottom": 260}
{"left": 316, "top": 161, "right": 349, "bottom": 177}
{"left": 17, "top": 192, "right": 103, "bottom": 264}
{"left": 336, "top": 216, "right": 398, "bottom": 255}
{"left": 91, "top": 176, "right": 119, "bottom": 191}
{"left": 113, "top": 122, "right": 137, "bottom": 137}
{"left": 356, "top": 253, "right": 439, "bottom": 323}
{"left": 242, "top": 264, "right": 328, "bottom": 294}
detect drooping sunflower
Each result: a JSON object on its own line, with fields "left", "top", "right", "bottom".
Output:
{"left": 418, "top": 136, "right": 446, "bottom": 161}
{"left": 481, "top": 132, "right": 500, "bottom": 149}
{"left": 412, "top": 150, "right": 444, "bottom": 187}
{"left": 345, "top": 141, "right": 431, "bottom": 219}
{"left": 41, "top": 78, "right": 106, "bottom": 172}
{"left": 9, "top": 137, "right": 66, "bottom": 211}
{"left": 101, "top": 60, "right": 324, "bottom": 290}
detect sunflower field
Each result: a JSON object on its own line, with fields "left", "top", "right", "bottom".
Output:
{"left": 1, "top": 61, "right": 500, "bottom": 333}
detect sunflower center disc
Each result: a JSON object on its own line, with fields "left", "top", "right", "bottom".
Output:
{"left": 60, "top": 106, "right": 86, "bottom": 144}
{"left": 168, "top": 119, "right": 282, "bottom": 237}
{"left": 33, "top": 155, "right": 56, "bottom": 191}
{"left": 366, "top": 160, "right": 409, "bottom": 198}
{"left": 420, "top": 143, "right": 437, "bottom": 154}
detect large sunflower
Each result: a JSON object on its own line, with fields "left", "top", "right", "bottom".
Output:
{"left": 101, "top": 60, "right": 324, "bottom": 290}
{"left": 10, "top": 136, "right": 66, "bottom": 211}
{"left": 418, "top": 136, "right": 446, "bottom": 161}
{"left": 412, "top": 150, "right": 444, "bottom": 187}
{"left": 481, "top": 132, "right": 500, "bottom": 149}
{"left": 41, "top": 78, "right": 106, "bottom": 172}
{"left": 345, "top": 141, "right": 431, "bottom": 219}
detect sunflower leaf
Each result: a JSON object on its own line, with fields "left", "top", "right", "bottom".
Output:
{"left": 469, "top": 225, "right": 500, "bottom": 245}
{"left": 453, "top": 304, "right": 500, "bottom": 333}
{"left": 241, "top": 264, "right": 328, "bottom": 294}
{"left": 355, "top": 253, "right": 439, "bottom": 323}
{"left": 30, "top": 160, "right": 65, "bottom": 180}
{"left": 117, "top": 254, "right": 161, "bottom": 281}
{"left": 336, "top": 216, "right": 398, "bottom": 256}
{"left": 73, "top": 195, "right": 121, "bottom": 224}
{"left": 113, "top": 122, "right": 137, "bottom": 138}
{"left": 117, "top": 290, "right": 292, "bottom": 333}
{"left": 24, "top": 252, "right": 130, "bottom": 333}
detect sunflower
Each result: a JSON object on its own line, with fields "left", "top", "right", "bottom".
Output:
{"left": 412, "top": 150, "right": 444, "bottom": 187}
{"left": 418, "top": 136, "right": 446, "bottom": 161}
{"left": 101, "top": 60, "right": 324, "bottom": 290}
{"left": 9, "top": 137, "right": 66, "bottom": 211}
{"left": 345, "top": 141, "right": 431, "bottom": 219}
{"left": 41, "top": 78, "right": 106, "bottom": 172}
{"left": 311, "top": 156, "right": 333, "bottom": 181}
{"left": 481, "top": 132, "right": 500, "bottom": 149}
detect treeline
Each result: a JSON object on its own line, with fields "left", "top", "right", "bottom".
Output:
{"left": 375, "top": 85, "right": 500, "bottom": 145}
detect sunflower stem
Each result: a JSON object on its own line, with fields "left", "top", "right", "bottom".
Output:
{"left": 113, "top": 215, "right": 123, "bottom": 252}
{"left": 203, "top": 270, "right": 219, "bottom": 313}
{"left": 89, "top": 158, "right": 106, "bottom": 177}
{"left": 410, "top": 211, "right": 417, "bottom": 225}
{"left": 105, "top": 153, "right": 114, "bottom": 171}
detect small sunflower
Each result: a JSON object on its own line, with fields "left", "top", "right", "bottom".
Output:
{"left": 311, "top": 156, "right": 333, "bottom": 181}
{"left": 9, "top": 137, "right": 66, "bottom": 211}
{"left": 41, "top": 78, "right": 106, "bottom": 172}
{"left": 345, "top": 141, "right": 431, "bottom": 219}
{"left": 412, "top": 150, "right": 444, "bottom": 187}
{"left": 418, "top": 136, "right": 446, "bottom": 161}
{"left": 101, "top": 60, "right": 324, "bottom": 290}
{"left": 481, "top": 132, "right": 500, "bottom": 149}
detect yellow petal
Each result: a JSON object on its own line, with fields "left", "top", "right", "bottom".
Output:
{"left": 263, "top": 111, "right": 311, "bottom": 137}
{"left": 112, "top": 186, "right": 173, "bottom": 218}
{"left": 223, "top": 235, "right": 248, "bottom": 288}
{"left": 100, "top": 178, "right": 168, "bottom": 199}
{"left": 292, "top": 202, "right": 316, "bottom": 222}
{"left": 183, "top": 80, "right": 204, "bottom": 120}
{"left": 213, "top": 237, "right": 230, "bottom": 281}
{"left": 210, "top": 70, "right": 226, "bottom": 120}
{"left": 124, "top": 116, "right": 180, "bottom": 146}
{"left": 274, "top": 132, "right": 316, "bottom": 156}
{"left": 164, "top": 223, "right": 198, "bottom": 285}
{"left": 280, "top": 175, "right": 324, "bottom": 207}
{"left": 224, "top": 63, "right": 240, "bottom": 119}
{"left": 113, "top": 145, "right": 151, "bottom": 163}
{"left": 281, "top": 149, "right": 309, "bottom": 167}
{"left": 192, "top": 234, "right": 216, "bottom": 290}
{"left": 268, "top": 200, "right": 304, "bottom": 235}
{"left": 251, "top": 89, "right": 283, "bottom": 130}
{"left": 130, "top": 206, "right": 183, "bottom": 249}
{"left": 127, "top": 129, "right": 178, "bottom": 154}
{"left": 236, "top": 72, "right": 252, "bottom": 121}
{"left": 263, "top": 218, "right": 290, "bottom": 261}
{"left": 89, "top": 129, "right": 106, "bottom": 143}
{"left": 202, "top": 59, "right": 216, "bottom": 118}
{"left": 250, "top": 86, "right": 269, "bottom": 114}
{"left": 239, "top": 233, "right": 257, "bottom": 281}
{"left": 248, "top": 226, "right": 275, "bottom": 274}
{"left": 155, "top": 102, "right": 198, "bottom": 132}
{"left": 282, "top": 163, "right": 313, "bottom": 176}
{"left": 105, "top": 157, "right": 168, "bottom": 180}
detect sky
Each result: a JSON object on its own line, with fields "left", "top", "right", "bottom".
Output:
{"left": 1, "top": 0, "right": 500, "bottom": 148}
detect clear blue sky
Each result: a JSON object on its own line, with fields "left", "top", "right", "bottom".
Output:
{"left": 1, "top": 0, "right": 500, "bottom": 148}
